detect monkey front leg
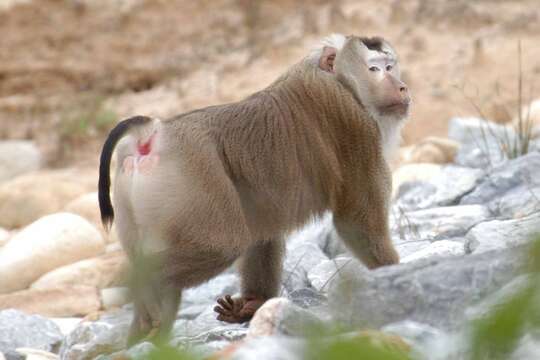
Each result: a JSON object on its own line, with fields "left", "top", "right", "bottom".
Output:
{"left": 333, "top": 180, "right": 399, "bottom": 269}
{"left": 214, "top": 238, "right": 285, "bottom": 323}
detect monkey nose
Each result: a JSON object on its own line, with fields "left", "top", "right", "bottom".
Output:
{"left": 399, "top": 85, "right": 408, "bottom": 93}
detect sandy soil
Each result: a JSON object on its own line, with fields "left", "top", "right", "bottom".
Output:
{"left": 1, "top": 0, "right": 539, "bottom": 167}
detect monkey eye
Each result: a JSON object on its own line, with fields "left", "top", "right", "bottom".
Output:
{"left": 386, "top": 64, "right": 393, "bottom": 71}
{"left": 369, "top": 66, "right": 380, "bottom": 72}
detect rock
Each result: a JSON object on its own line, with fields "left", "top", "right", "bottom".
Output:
{"left": 391, "top": 205, "right": 491, "bottom": 241}
{"left": 399, "top": 137, "right": 460, "bottom": 165}
{"left": 247, "top": 298, "right": 323, "bottom": 338}
{"left": 0, "top": 228, "right": 9, "bottom": 247}
{"left": 0, "top": 169, "right": 97, "bottom": 229}
{"left": 287, "top": 288, "right": 327, "bottom": 309}
{"left": 0, "top": 213, "right": 105, "bottom": 294}
{"left": 466, "top": 212, "right": 540, "bottom": 254}
{"left": 64, "top": 192, "right": 117, "bottom": 242}
{"left": 182, "top": 273, "right": 239, "bottom": 307}
{"left": 100, "top": 287, "right": 130, "bottom": 310}
{"left": 401, "top": 240, "right": 465, "bottom": 263}
{"left": 0, "top": 286, "right": 101, "bottom": 317}
{"left": 515, "top": 98, "right": 540, "bottom": 131}
{"left": 31, "top": 251, "right": 127, "bottom": 290}
{"left": 222, "top": 336, "right": 305, "bottom": 360}
{"left": 283, "top": 241, "right": 329, "bottom": 292}
{"left": 287, "top": 214, "right": 346, "bottom": 259}
{"left": 460, "top": 152, "right": 540, "bottom": 218}
{"left": 307, "top": 256, "right": 353, "bottom": 293}
{"left": 14, "top": 348, "right": 58, "bottom": 360}
{"left": 392, "top": 163, "right": 442, "bottom": 198}
{"left": 395, "top": 165, "right": 484, "bottom": 211}
{"left": 106, "top": 86, "right": 182, "bottom": 120}
{"left": 0, "top": 141, "right": 41, "bottom": 184}
{"left": 328, "top": 246, "right": 526, "bottom": 330}
{"left": 394, "top": 239, "right": 432, "bottom": 259}
{"left": 449, "top": 117, "right": 515, "bottom": 168}
{"left": 0, "top": 309, "right": 62, "bottom": 360}
{"left": 59, "top": 308, "right": 132, "bottom": 360}
{"left": 49, "top": 317, "right": 83, "bottom": 336}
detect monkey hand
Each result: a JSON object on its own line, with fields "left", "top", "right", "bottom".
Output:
{"left": 213, "top": 294, "right": 265, "bottom": 323}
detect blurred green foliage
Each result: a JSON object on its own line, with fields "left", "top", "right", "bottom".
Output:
{"left": 469, "top": 236, "right": 540, "bottom": 360}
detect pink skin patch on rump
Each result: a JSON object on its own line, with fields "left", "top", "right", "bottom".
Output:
{"left": 122, "top": 134, "right": 159, "bottom": 175}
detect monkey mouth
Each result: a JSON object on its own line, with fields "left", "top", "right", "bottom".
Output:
{"left": 381, "top": 102, "right": 409, "bottom": 116}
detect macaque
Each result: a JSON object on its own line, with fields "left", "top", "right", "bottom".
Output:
{"left": 98, "top": 33, "right": 410, "bottom": 345}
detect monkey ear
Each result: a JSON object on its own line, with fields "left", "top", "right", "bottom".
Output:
{"left": 319, "top": 46, "right": 337, "bottom": 73}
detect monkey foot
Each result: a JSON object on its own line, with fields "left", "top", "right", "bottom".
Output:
{"left": 213, "top": 295, "right": 265, "bottom": 323}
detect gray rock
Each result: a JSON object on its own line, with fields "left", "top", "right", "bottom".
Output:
{"left": 466, "top": 211, "right": 540, "bottom": 254}
{"left": 394, "top": 239, "right": 432, "bottom": 259}
{"left": 288, "top": 288, "right": 326, "bottom": 309}
{"left": 283, "top": 242, "right": 328, "bottom": 292}
{"left": 307, "top": 257, "right": 353, "bottom": 293}
{"left": 395, "top": 166, "right": 484, "bottom": 211}
{"left": 0, "top": 310, "right": 62, "bottom": 360}
{"left": 0, "top": 141, "right": 41, "bottom": 184}
{"left": 401, "top": 240, "right": 465, "bottom": 263}
{"left": 230, "top": 336, "right": 305, "bottom": 360}
{"left": 328, "top": 246, "right": 526, "bottom": 331}
{"left": 286, "top": 214, "right": 346, "bottom": 259}
{"left": 449, "top": 117, "right": 513, "bottom": 168}
{"left": 182, "top": 273, "right": 239, "bottom": 307}
{"left": 391, "top": 205, "right": 491, "bottom": 241}
{"left": 59, "top": 308, "right": 131, "bottom": 360}
{"left": 247, "top": 298, "right": 324, "bottom": 338}
{"left": 460, "top": 152, "right": 540, "bottom": 218}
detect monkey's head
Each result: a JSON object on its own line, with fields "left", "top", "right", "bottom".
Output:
{"left": 316, "top": 34, "right": 411, "bottom": 122}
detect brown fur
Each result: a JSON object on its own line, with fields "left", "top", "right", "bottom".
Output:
{"left": 99, "top": 35, "right": 407, "bottom": 345}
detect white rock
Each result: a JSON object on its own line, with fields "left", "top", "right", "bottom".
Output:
{"left": 401, "top": 240, "right": 465, "bottom": 263}
{"left": 391, "top": 205, "right": 491, "bottom": 241}
{"left": 307, "top": 256, "right": 353, "bottom": 292}
{"left": 0, "top": 141, "right": 41, "bottom": 183}
{"left": 15, "top": 348, "right": 58, "bottom": 360}
{"left": 392, "top": 163, "right": 443, "bottom": 198}
{"left": 64, "top": 192, "right": 116, "bottom": 242}
{"left": 0, "top": 286, "right": 100, "bottom": 317}
{"left": 0, "top": 169, "right": 97, "bottom": 228}
{"left": 100, "top": 287, "right": 130, "bottom": 310}
{"left": 31, "top": 250, "right": 127, "bottom": 290}
{"left": 0, "top": 213, "right": 105, "bottom": 293}
{"left": 50, "top": 317, "right": 83, "bottom": 336}
{"left": 466, "top": 212, "right": 540, "bottom": 254}
{"left": 0, "top": 228, "right": 9, "bottom": 247}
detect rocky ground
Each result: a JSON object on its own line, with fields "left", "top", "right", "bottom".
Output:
{"left": 1, "top": 117, "right": 540, "bottom": 359}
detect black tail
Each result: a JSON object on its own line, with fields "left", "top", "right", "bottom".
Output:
{"left": 98, "top": 115, "right": 153, "bottom": 230}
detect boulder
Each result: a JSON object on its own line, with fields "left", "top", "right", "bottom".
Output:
{"left": 247, "top": 298, "right": 323, "bottom": 338}
{"left": 328, "top": 246, "right": 525, "bottom": 330}
{"left": 31, "top": 251, "right": 127, "bottom": 290}
{"left": 0, "top": 213, "right": 105, "bottom": 294}
{"left": 392, "top": 163, "right": 442, "bottom": 198}
{"left": 460, "top": 152, "right": 540, "bottom": 218}
{"left": 401, "top": 240, "right": 465, "bottom": 263}
{"left": 59, "top": 308, "right": 132, "bottom": 360}
{"left": 0, "top": 228, "right": 9, "bottom": 247}
{"left": 0, "top": 169, "right": 97, "bottom": 229}
{"left": 0, "top": 286, "right": 101, "bottom": 317}
{"left": 399, "top": 137, "right": 459, "bottom": 165}
{"left": 466, "top": 212, "right": 540, "bottom": 254}
{"left": 0, "top": 141, "right": 41, "bottom": 184}
{"left": 283, "top": 242, "right": 329, "bottom": 292}
{"left": 0, "top": 309, "right": 62, "bottom": 360}
{"left": 100, "top": 287, "right": 130, "bottom": 310}
{"left": 64, "top": 192, "right": 117, "bottom": 242}
{"left": 390, "top": 205, "right": 491, "bottom": 241}
{"left": 395, "top": 165, "right": 484, "bottom": 211}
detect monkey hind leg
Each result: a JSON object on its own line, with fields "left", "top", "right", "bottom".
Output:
{"left": 214, "top": 238, "right": 285, "bottom": 323}
{"left": 127, "top": 258, "right": 182, "bottom": 346}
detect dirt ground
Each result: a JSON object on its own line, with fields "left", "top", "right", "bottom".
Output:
{"left": 1, "top": 0, "right": 539, "bottom": 167}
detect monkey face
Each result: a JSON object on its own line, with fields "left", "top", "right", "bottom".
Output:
{"left": 325, "top": 35, "right": 411, "bottom": 122}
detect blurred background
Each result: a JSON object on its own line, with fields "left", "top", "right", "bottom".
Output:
{"left": 1, "top": 0, "right": 539, "bottom": 168}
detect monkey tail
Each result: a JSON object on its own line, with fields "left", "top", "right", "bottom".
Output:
{"left": 98, "top": 115, "right": 153, "bottom": 231}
